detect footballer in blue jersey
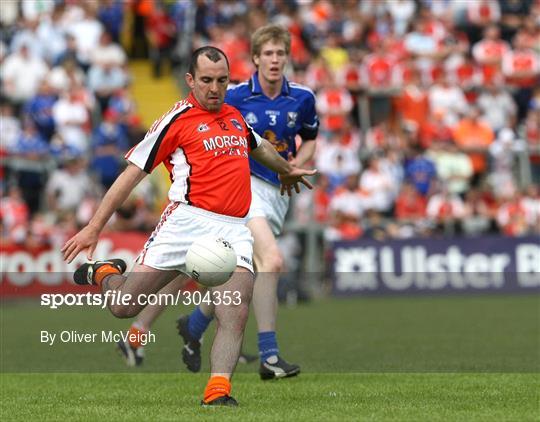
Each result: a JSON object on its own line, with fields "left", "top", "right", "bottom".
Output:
{"left": 225, "top": 73, "right": 319, "bottom": 186}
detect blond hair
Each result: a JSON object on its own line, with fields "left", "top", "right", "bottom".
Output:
{"left": 251, "top": 24, "right": 291, "bottom": 58}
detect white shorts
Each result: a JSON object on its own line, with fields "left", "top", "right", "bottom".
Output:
{"left": 137, "top": 202, "right": 254, "bottom": 273}
{"left": 248, "top": 176, "right": 289, "bottom": 236}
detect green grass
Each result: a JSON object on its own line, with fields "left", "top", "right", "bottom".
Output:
{"left": 1, "top": 373, "right": 538, "bottom": 421}
{"left": 1, "top": 295, "right": 539, "bottom": 420}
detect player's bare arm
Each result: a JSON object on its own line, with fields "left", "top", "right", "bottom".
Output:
{"left": 292, "top": 139, "right": 316, "bottom": 168}
{"left": 249, "top": 138, "right": 316, "bottom": 196}
{"left": 62, "top": 164, "right": 147, "bottom": 262}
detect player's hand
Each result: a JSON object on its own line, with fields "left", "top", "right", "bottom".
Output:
{"left": 61, "top": 225, "right": 100, "bottom": 263}
{"left": 278, "top": 167, "right": 317, "bottom": 196}
{"left": 287, "top": 152, "right": 298, "bottom": 167}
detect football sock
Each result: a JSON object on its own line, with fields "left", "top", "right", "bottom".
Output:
{"left": 203, "top": 376, "right": 231, "bottom": 403}
{"left": 128, "top": 323, "right": 147, "bottom": 349}
{"left": 258, "top": 331, "right": 279, "bottom": 363}
{"left": 94, "top": 264, "right": 120, "bottom": 287}
{"left": 188, "top": 306, "right": 213, "bottom": 340}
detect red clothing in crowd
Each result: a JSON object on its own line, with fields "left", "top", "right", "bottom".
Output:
{"left": 395, "top": 192, "right": 427, "bottom": 220}
{"left": 502, "top": 48, "right": 540, "bottom": 88}
{"left": 361, "top": 53, "right": 395, "bottom": 88}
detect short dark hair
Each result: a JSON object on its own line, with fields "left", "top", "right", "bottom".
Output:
{"left": 188, "top": 46, "right": 229, "bottom": 76}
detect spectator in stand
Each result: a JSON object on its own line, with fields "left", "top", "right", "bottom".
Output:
{"left": 394, "top": 181, "right": 427, "bottom": 221}
{"left": 90, "top": 108, "right": 129, "bottom": 189}
{"left": 65, "top": 3, "right": 104, "bottom": 71}
{"left": 428, "top": 72, "right": 468, "bottom": 126}
{"left": 362, "top": 209, "right": 392, "bottom": 241}
{"left": 52, "top": 88, "right": 91, "bottom": 153}
{"left": 340, "top": 49, "right": 363, "bottom": 127}
{"left": 361, "top": 38, "right": 397, "bottom": 124}
{"left": 403, "top": 16, "right": 441, "bottom": 73}
{"left": 0, "top": 185, "right": 30, "bottom": 244}
{"left": 26, "top": 212, "right": 53, "bottom": 248}
{"left": 329, "top": 173, "right": 367, "bottom": 223}
{"left": 86, "top": 55, "right": 128, "bottom": 113}
{"left": 48, "top": 56, "right": 86, "bottom": 93}
{"left": 294, "top": 174, "right": 332, "bottom": 225}
{"left": 23, "top": 79, "right": 58, "bottom": 142}
{"left": 472, "top": 25, "right": 510, "bottom": 84}
{"left": 428, "top": 140, "right": 474, "bottom": 197}
{"left": 314, "top": 174, "right": 332, "bottom": 224}
{"left": 419, "top": 108, "right": 453, "bottom": 149}
{"left": 36, "top": 5, "right": 69, "bottom": 65}
{"left": 305, "top": 55, "right": 332, "bottom": 92}
{"left": 0, "top": 103, "right": 21, "bottom": 156}
{"left": 465, "top": 0, "right": 501, "bottom": 44}
{"left": 404, "top": 145, "right": 437, "bottom": 196}
{"left": 45, "top": 154, "right": 94, "bottom": 214}
{"left": 10, "top": 121, "right": 50, "bottom": 213}
{"left": 316, "top": 139, "right": 361, "bottom": 192}
{"left": 10, "top": 18, "right": 47, "bottom": 61}
{"left": 462, "top": 188, "right": 494, "bottom": 235}
{"left": 53, "top": 33, "right": 86, "bottom": 69}
{"left": 97, "top": 0, "right": 124, "bottom": 44}
{"left": 452, "top": 105, "right": 494, "bottom": 177}
{"left": 361, "top": 39, "right": 396, "bottom": 91}
{"left": 316, "top": 72, "right": 354, "bottom": 137}
{"left": 426, "top": 184, "right": 466, "bottom": 233}
{"left": 324, "top": 173, "right": 365, "bottom": 241}
{"left": 381, "top": 148, "right": 404, "bottom": 197}
{"left": 502, "top": 33, "right": 540, "bottom": 121}
{"left": 90, "top": 31, "right": 127, "bottom": 68}
{"left": 488, "top": 127, "right": 525, "bottom": 198}
{"left": 364, "top": 119, "right": 407, "bottom": 151}
{"left": 521, "top": 184, "right": 540, "bottom": 233}
{"left": 445, "top": 53, "right": 481, "bottom": 102}
{"left": 212, "top": 18, "right": 252, "bottom": 83}
{"left": 20, "top": 0, "right": 55, "bottom": 21}
{"left": 1, "top": 43, "right": 49, "bottom": 113}
{"left": 386, "top": 0, "right": 416, "bottom": 36}
{"left": 517, "top": 16, "right": 540, "bottom": 54}
{"left": 145, "top": 1, "right": 177, "bottom": 78}
{"left": 360, "top": 155, "right": 395, "bottom": 215}
{"left": 496, "top": 192, "right": 529, "bottom": 236}
{"left": 522, "top": 107, "right": 540, "bottom": 183}
{"left": 393, "top": 70, "right": 429, "bottom": 135}
{"left": 477, "top": 80, "right": 517, "bottom": 132}
{"left": 498, "top": 0, "right": 532, "bottom": 43}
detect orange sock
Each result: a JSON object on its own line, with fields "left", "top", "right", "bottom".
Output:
{"left": 128, "top": 324, "right": 147, "bottom": 349}
{"left": 203, "top": 376, "right": 231, "bottom": 403}
{"left": 94, "top": 264, "right": 120, "bottom": 287}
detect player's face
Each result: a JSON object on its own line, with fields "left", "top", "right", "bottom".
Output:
{"left": 186, "top": 55, "right": 230, "bottom": 112}
{"left": 253, "top": 40, "right": 288, "bottom": 84}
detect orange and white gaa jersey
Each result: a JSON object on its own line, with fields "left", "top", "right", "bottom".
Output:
{"left": 126, "top": 93, "right": 262, "bottom": 218}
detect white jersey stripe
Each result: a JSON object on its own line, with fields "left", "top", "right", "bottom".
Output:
{"left": 169, "top": 147, "right": 192, "bottom": 204}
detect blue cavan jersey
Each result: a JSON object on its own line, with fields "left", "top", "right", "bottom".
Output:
{"left": 225, "top": 72, "right": 319, "bottom": 186}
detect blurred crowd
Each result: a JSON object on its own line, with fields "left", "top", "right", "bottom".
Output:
{"left": 1, "top": 0, "right": 540, "bottom": 249}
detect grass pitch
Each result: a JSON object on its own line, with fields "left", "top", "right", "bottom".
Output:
{"left": 1, "top": 295, "right": 539, "bottom": 420}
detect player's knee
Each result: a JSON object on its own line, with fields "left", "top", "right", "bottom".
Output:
{"left": 259, "top": 249, "right": 284, "bottom": 273}
{"left": 109, "top": 304, "right": 140, "bottom": 319}
{"left": 215, "top": 301, "right": 250, "bottom": 333}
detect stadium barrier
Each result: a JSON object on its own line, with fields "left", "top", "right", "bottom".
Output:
{"left": 331, "top": 235, "right": 540, "bottom": 296}
{"left": 1, "top": 232, "right": 148, "bottom": 297}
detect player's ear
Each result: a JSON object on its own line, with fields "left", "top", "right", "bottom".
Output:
{"left": 185, "top": 73, "right": 195, "bottom": 89}
{"left": 252, "top": 55, "right": 260, "bottom": 68}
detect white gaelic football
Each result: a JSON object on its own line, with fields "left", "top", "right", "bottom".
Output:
{"left": 185, "top": 235, "right": 237, "bottom": 287}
